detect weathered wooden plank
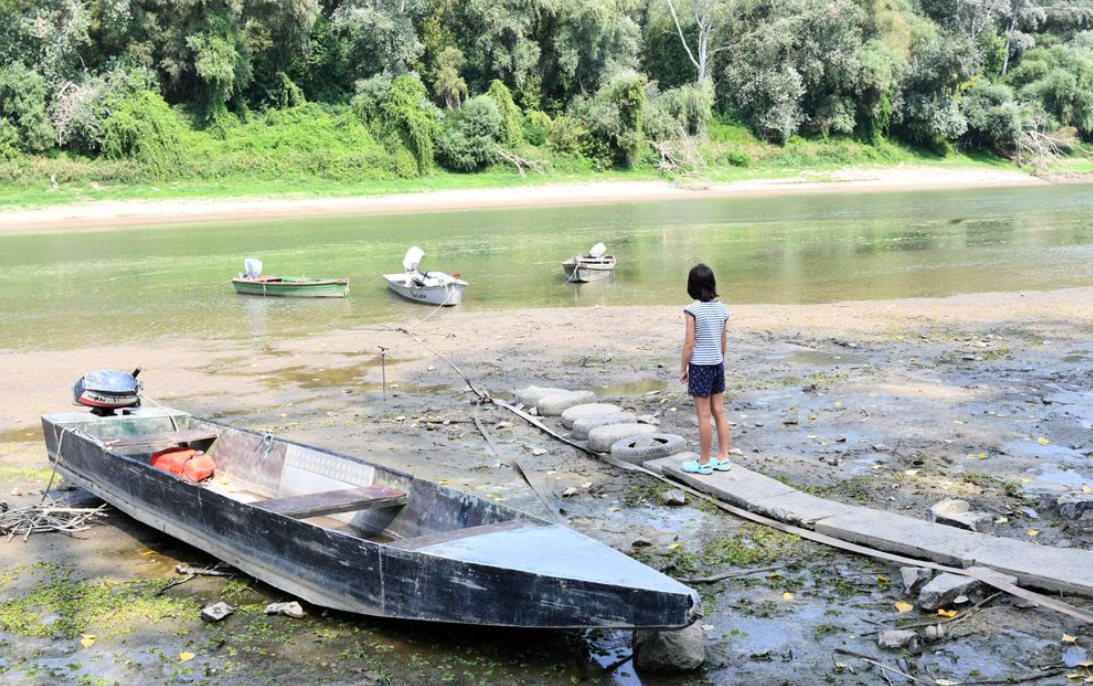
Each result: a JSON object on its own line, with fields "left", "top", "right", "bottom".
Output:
{"left": 256, "top": 486, "right": 407, "bottom": 519}
{"left": 108, "top": 428, "right": 219, "bottom": 447}
{"left": 388, "top": 519, "right": 534, "bottom": 551}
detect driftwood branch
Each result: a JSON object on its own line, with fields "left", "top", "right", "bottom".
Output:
{"left": 652, "top": 137, "right": 703, "bottom": 175}
{"left": 494, "top": 146, "right": 544, "bottom": 177}
{"left": 1, "top": 503, "right": 109, "bottom": 541}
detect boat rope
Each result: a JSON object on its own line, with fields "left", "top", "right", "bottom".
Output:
{"left": 141, "top": 394, "right": 179, "bottom": 432}
{"left": 39, "top": 425, "right": 69, "bottom": 504}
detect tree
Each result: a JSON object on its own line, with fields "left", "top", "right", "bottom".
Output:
{"left": 0, "top": 62, "right": 55, "bottom": 152}
{"left": 436, "top": 94, "right": 502, "bottom": 170}
{"left": 431, "top": 46, "right": 467, "bottom": 109}
{"left": 664, "top": 0, "right": 738, "bottom": 83}
{"left": 332, "top": 0, "right": 425, "bottom": 80}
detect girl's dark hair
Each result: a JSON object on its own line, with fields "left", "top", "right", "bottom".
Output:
{"left": 687, "top": 263, "right": 718, "bottom": 302}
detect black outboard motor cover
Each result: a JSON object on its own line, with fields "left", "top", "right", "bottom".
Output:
{"left": 73, "top": 368, "right": 142, "bottom": 415}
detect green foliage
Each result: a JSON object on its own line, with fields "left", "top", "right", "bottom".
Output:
{"left": 436, "top": 95, "right": 502, "bottom": 171}
{"left": 547, "top": 114, "right": 589, "bottom": 156}
{"left": 962, "top": 81, "right": 1030, "bottom": 154}
{"left": 0, "top": 119, "right": 18, "bottom": 159}
{"left": 381, "top": 75, "right": 440, "bottom": 174}
{"left": 432, "top": 46, "right": 468, "bottom": 109}
{"left": 1008, "top": 34, "right": 1093, "bottom": 138}
{"left": 523, "top": 110, "right": 552, "bottom": 146}
{"left": 99, "top": 90, "right": 185, "bottom": 177}
{"left": 646, "top": 80, "right": 715, "bottom": 140}
{"left": 856, "top": 40, "right": 907, "bottom": 141}
{"left": 0, "top": 62, "right": 54, "bottom": 153}
{"left": 570, "top": 70, "right": 646, "bottom": 168}
{"left": 186, "top": 13, "right": 254, "bottom": 121}
{"left": 486, "top": 80, "right": 523, "bottom": 144}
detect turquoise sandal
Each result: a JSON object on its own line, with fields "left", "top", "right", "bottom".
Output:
{"left": 681, "top": 459, "right": 713, "bottom": 475}
{"left": 710, "top": 457, "right": 732, "bottom": 472}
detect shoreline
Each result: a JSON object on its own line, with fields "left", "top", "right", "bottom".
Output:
{"left": 0, "top": 165, "right": 1056, "bottom": 234}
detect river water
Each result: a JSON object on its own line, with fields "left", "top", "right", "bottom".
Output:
{"left": 2, "top": 184, "right": 1091, "bottom": 350}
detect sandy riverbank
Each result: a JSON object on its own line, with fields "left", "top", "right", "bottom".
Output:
{"left": 0, "top": 165, "right": 1052, "bottom": 234}
{"left": 1, "top": 288, "right": 1091, "bottom": 684}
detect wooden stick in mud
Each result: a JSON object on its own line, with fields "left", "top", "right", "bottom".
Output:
{"left": 473, "top": 411, "right": 566, "bottom": 523}
{"left": 679, "top": 564, "right": 783, "bottom": 585}
{"left": 833, "top": 648, "right": 934, "bottom": 685}
{"left": 960, "top": 667, "right": 1066, "bottom": 685}
{"left": 494, "top": 398, "right": 1093, "bottom": 626}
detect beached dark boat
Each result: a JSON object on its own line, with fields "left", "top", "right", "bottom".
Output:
{"left": 41, "top": 408, "right": 699, "bottom": 629}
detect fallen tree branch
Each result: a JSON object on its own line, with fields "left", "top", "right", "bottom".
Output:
{"left": 1, "top": 503, "right": 108, "bottom": 541}
{"left": 960, "top": 667, "right": 1066, "bottom": 685}
{"left": 176, "top": 564, "right": 237, "bottom": 578}
{"left": 833, "top": 648, "right": 934, "bottom": 685}
{"left": 494, "top": 146, "right": 543, "bottom": 177}
{"left": 679, "top": 564, "right": 783, "bottom": 585}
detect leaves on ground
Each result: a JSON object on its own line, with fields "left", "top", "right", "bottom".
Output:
{"left": 894, "top": 600, "right": 913, "bottom": 613}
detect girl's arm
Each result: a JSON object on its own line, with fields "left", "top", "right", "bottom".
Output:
{"left": 681, "top": 314, "right": 695, "bottom": 383}
{"left": 721, "top": 319, "right": 728, "bottom": 358}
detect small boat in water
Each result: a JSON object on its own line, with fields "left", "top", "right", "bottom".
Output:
{"left": 232, "top": 258, "right": 349, "bottom": 298}
{"left": 41, "top": 406, "right": 698, "bottom": 629}
{"left": 384, "top": 246, "right": 467, "bottom": 306}
{"left": 563, "top": 243, "right": 616, "bottom": 283}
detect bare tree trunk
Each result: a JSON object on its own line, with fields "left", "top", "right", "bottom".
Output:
{"left": 1001, "top": 15, "right": 1016, "bottom": 75}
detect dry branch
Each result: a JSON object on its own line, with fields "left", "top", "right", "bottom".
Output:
{"left": 494, "top": 146, "right": 544, "bottom": 177}
{"left": 1, "top": 503, "right": 109, "bottom": 541}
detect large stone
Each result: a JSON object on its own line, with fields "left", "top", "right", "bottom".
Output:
{"left": 264, "top": 601, "right": 306, "bottom": 618}
{"left": 900, "top": 567, "right": 933, "bottom": 597}
{"left": 537, "top": 391, "right": 597, "bottom": 416}
{"left": 917, "top": 573, "right": 982, "bottom": 611}
{"left": 928, "top": 499, "right": 994, "bottom": 532}
{"left": 876, "top": 629, "right": 919, "bottom": 652}
{"left": 964, "top": 538, "right": 1093, "bottom": 596}
{"left": 587, "top": 423, "right": 657, "bottom": 452}
{"left": 561, "top": 403, "right": 622, "bottom": 428}
{"left": 200, "top": 602, "right": 234, "bottom": 623}
{"left": 513, "top": 386, "right": 568, "bottom": 406}
{"left": 633, "top": 623, "right": 706, "bottom": 673}
{"left": 1057, "top": 495, "right": 1093, "bottom": 520}
{"left": 571, "top": 412, "right": 636, "bottom": 439}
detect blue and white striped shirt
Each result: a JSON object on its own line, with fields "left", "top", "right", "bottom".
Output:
{"left": 685, "top": 300, "right": 729, "bottom": 365}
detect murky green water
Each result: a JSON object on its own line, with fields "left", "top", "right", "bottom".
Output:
{"left": 2, "top": 184, "right": 1092, "bottom": 351}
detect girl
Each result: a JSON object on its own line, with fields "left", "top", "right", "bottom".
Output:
{"left": 679, "top": 264, "right": 731, "bottom": 475}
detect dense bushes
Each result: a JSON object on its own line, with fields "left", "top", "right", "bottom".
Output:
{"left": 436, "top": 96, "right": 503, "bottom": 171}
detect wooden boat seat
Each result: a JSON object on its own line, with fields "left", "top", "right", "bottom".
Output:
{"left": 256, "top": 485, "right": 407, "bottom": 519}
{"left": 108, "top": 428, "right": 220, "bottom": 448}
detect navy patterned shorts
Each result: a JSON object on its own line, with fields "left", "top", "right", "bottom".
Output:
{"left": 688, "top": 362, "right": 726, "bottom": 397}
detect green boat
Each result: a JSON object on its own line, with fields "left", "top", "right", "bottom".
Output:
{"left": 231, "top": 276, "right": 350, "bottom": 298}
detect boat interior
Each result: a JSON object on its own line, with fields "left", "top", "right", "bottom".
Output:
{"left": 47, "top": 410, "right": 528, "bottom": 548}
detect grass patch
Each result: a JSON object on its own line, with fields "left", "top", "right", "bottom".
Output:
{"left": 670, "top": 523, "right": 802, "bottom": 575}
{"left": 0, "top": 466, "right": 55, "bottom": 483}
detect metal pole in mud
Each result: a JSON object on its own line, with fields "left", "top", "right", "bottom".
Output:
{"left": 378, "top": 346, "right": 388, "bottom": 400}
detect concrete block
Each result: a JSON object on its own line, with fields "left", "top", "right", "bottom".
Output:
{"left": 814, "top": 509, "right": 983, "bottom": 568}
{"left": 965, "top": 537, "right": 1093, "bottom": 596}
{"left": 665, "top": 464, "right": 796, "bottom": 511}
{"left": 928, "top": 499, "right": 993, "bottom": 532}
{"left": 537, "top": 391, "right": 597, "bottom": 416}
{"left": 918, "top": 573, "right": 981, "bottom": 611}
{"left": 561, "top": 403, "right": 621, "bottom": 428}
{"left": 587, "top": 423, "right": 657, "bottom": 452}
{"left": 747, "top": 490, "right": 855, "bottom": 528}
{"left": 643, "top": 454, "right": 694, "bottom": 475}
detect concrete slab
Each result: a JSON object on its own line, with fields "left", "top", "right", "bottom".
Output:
{"left": 964, "top": 537, "right": 1093, "bottom": 596}
{"left": 561, "top": 403, "right": 621, "bottom": 429}
{"left": 664, "top": 463, "right": 796, "bottom": 511}
{"left": 643, "top": 454, "right": 693, "bottom": 475}
{"left": 748, "top": 490, "right": 856, "bottom": 528}
{"left": 814, "top": 509, "right": 983, "bottom": 568}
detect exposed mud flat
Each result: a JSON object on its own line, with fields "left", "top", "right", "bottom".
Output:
{"left": 1, "top": 287, "right": 1092, "bottom": 685}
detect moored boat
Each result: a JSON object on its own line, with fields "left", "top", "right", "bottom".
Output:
{"left": 40, "top": 407, "right": 698, "bottom": 628}
{"left": 231, "top": 276, "right": 350, "bottom": 298}
{"left": 384, "top": 246, "right": 467, "bottom": 306}
{"left": 231, "top": 258, "right": 348, "bottom": 297}
{"left": 562, "top": 243, "right": 616, "bottom": 283}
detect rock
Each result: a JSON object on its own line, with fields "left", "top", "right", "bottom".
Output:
{"left": 201, "top": 602, "right": 234, "bottom": 623}
{"left": 927, "top": 499, "right": 993, "bottom": 532}
{"left": 495, "top": 421, "right": 513, "bottom": 430}
{"left": 560, "top": 403, "right": 621, "bottom": 428}
{"left": 571, "top": 413, "right": 636, "bottom": 440}
{"left": 537, "top": 391, "right": 597, "bottom": 416}
{"left": 562, "top": 486, "right": 579, "bottom": 497}
{"left": 917, "top": 574, "right": 981, "bottom": 611}
{"left": 1057, "top": 495, "right": 1093, "bottom": 520}
{"left": 924, "top": 624, "right": 946, "bottom": 642}
{"left": 729, "top": 448, "right": 743, "bottom": 456}
{"left": 633, "top": 623, "right": 706, "bottom": 673}
{"left": 876, "top": 630, "right": 919, "bottom": 652}
{"left": 900, "top": 567, "right": 933, "bottom": 597}
{"left": 264, "top": 601, "right": 306, "bottom": 618}
{"left": 587, "top": 423, "right": 658, "bottom": 453}
{"left": 661, "top": 489, "right": 687, "bottom": 506}
{"left": 632, "top": 538, "right": 653, "bottom": 548}
{"left": 513, "top": 386, "right": 568, "bottom": 406}
{"left": 530, "top": 447, "right": 547, "bottom": 457}
{"left": 636, "top": 414, "right": 660, "bottom": 425}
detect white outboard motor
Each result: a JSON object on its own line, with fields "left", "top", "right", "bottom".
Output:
{"left": 244, "top": 257, "right": 263, "bottom": 278}
{"left": 403, "top": 246, "right": 425, "bottom": 273}
{"left": 588, "top": 243, "right": 607, "bottom": 259}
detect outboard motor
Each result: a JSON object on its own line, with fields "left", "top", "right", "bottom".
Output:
{"left": 73, "top": 368, "right": 142, "bottom": 416}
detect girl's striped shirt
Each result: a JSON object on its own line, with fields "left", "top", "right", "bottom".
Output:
{"left": 685, "top": 300, "right": 729, "bottom": 365}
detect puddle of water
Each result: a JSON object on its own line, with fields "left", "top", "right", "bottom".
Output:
{"left": 783, "top": 350, "right": 864, "bottom": 365}
{"left": 1027, "top": 465, "right": 1092, "bottom": 488}
{"left": 0, "top": 424, "right": 43, "bottom": 443}
{"left": 593, "top": 379, "right": 671, "bottom": 397}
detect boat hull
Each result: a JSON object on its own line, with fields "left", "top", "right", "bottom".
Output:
{"left": 384, "top": 275, "right": 466, "bottom": 306}
{"left": 232, "top": 277, "right": 349, "bottom": 298}
{"left": 41, "top": 410, "right": 697, "bottom": 629}
{"left": 562, "top": 256, "right": 616, "bottom": 283}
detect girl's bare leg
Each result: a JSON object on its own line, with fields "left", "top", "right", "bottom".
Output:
{"left": 694, "top": 396, "right": 713, "bottom": 463}
{"left": 710, "top": 392, "right": 731, "bottom": 460}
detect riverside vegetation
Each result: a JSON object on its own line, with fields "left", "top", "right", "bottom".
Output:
{"left": 2, "top": 0, "right": 1093, "bottom": 207}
